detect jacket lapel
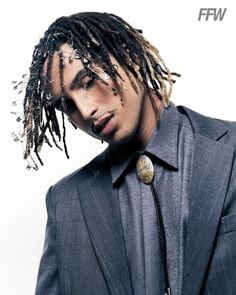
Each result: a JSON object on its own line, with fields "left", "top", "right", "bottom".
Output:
{"left": 77, "top": 149, "right": 133, "bottom": 295}
{"left": 178, "top": 106, "right": 235, "bottom": 294}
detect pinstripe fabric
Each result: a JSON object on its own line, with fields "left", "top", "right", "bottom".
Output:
{"left": 35, "top": 186, "right": 59, "bottom": 295}
{"left": 35, "top": 104, "right": 236, "bottom": 295}
{"left": 202, "top": 153, "right": 236, "bottom": 294}
{"left": 177, "top": 106, "right": 236, "bottom": 295}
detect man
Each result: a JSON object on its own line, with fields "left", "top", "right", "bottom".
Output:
{"left": 18, "top": 12, "right": 236, "bottom": 295}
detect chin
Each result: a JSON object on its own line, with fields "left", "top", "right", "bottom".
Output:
{"left": 108, "top": 130, "right": 136, "bottom": 148}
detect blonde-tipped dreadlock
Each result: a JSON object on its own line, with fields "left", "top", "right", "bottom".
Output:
{"left": 111, "top": 13, "right": 180, "bottom": 106}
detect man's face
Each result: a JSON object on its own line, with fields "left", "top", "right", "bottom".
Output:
{"left": 46, "top": 43, "right": 150, "bottom": 148}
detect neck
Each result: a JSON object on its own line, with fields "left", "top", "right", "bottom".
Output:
{"left": 136, "top": 90, "right": 162, "bottom": 148}
{"left": 112, "top": 90, "right": 163, "bottom": 155}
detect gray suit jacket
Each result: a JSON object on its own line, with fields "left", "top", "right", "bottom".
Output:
{"left": 35, "top": 105, "right": 236, "bottom": 295}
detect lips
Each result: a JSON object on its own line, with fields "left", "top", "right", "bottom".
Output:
{"left": 93, "top": 112, "right": 115, "bottom": 135}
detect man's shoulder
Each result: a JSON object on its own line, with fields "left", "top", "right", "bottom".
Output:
{"left": 48, "top": 148, "right": 108, "bottom": 204}
{"left": 215, "top": 117, "right": 236, "bottom": 141}
{"left": 177, "top": 104, "right": 236, "bottom": 144}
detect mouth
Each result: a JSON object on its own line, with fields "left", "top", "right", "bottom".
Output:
{"left": 92, "top": 111, "right": 116, "bottom": 136}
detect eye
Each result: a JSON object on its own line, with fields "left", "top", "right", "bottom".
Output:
{"left": 81, "top": 73, "right": 96, "bottom": 90}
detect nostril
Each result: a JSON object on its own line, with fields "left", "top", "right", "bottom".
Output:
{"left": 91, "top": 109, "right": 97, "bottom": 117}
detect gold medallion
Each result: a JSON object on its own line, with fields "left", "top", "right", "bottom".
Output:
{"left": 136, "top": 155, "right": 154, "bottom": 184}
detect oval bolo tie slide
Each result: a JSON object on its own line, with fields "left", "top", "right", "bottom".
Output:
{"left": 136, "top": 154, "right": 154, "bottom": 184}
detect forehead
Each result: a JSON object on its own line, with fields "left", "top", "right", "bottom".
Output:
{"left": 42, "top": 43, "right": 84, "bottom": 98}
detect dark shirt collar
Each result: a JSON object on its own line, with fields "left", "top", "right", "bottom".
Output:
{"left": 109, "top": 101, "right": 180, "bottom": 185}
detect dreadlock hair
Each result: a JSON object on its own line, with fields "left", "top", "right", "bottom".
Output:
{"left": 22, "top": 11, "right": 180, "bottom": 167}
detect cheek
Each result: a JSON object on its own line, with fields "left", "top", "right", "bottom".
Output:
{"left": 117, "top": 86, "right": 145, "bottom": 134}
{"left": 122, "top": 92, "right": 143, "bottom": 123}
{"left": 69, "top": 111, "right": 100, "bottom": 140}
{"left": 69, "top": 112, "right": 87, "bottom": 131}
{"left": 117, "top": 100, "right": 142, "bottom": 134}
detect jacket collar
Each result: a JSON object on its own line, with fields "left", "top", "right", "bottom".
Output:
{"left": 87, "top": 103, "right": 230, "bottom": 178}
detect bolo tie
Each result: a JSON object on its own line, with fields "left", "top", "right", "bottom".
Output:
{"left": 136, "top": 154, "right": 171, "bottom": 295}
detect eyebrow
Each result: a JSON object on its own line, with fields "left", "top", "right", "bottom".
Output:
{"left": 44, "top": 68, "right": 89, "bottom": 105}
{"left": 70, "top": 68, "right": 89, "bottom": 90}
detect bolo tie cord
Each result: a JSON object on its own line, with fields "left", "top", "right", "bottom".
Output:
{"left": 136, "top": 154, "right": 171, "bottom": 295}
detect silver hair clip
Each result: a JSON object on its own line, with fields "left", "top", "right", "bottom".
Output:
{"left": 25, "top": 154, "right": 39, "bottom": 171}
{"left": 74, "top": 53, "right": 81, "bottom": 60}
{"left": 104, "top": 73, "right": 110, "bottom": 81}
{"left": 61, "top": 49, "right": 81, "bottom": 63}
{"left": 10, "top": 111, "right": 22, "bottom": 115}
{"left": 69, "top": 50, "right": 76, "bottom": 63}
{"left": 43, "top": 34, "right": 51, "bottom": 58}
{"left": 12, "top": 74, "right": 29, "bottom": 96}
{"left": 11, "top": 98, "right": 24, "bottom": 106}
{"left": 11, "top": 71, "right": 43, "bottom": 171}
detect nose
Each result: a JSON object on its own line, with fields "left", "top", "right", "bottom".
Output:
{"left": 72, "top": 93, "right": 98, "bottom": 120}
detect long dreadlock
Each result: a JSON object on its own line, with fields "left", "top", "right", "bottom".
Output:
{"left": 20, "top": 12, "right": 180, "bottom": 167}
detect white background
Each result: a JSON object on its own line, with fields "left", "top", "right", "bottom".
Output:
{"left": 1, "top": 0, "right": 235, "bottom": 294}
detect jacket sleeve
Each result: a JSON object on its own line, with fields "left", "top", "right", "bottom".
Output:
{"left": 35, "top": 186, "right": 60, "bottom": 295}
